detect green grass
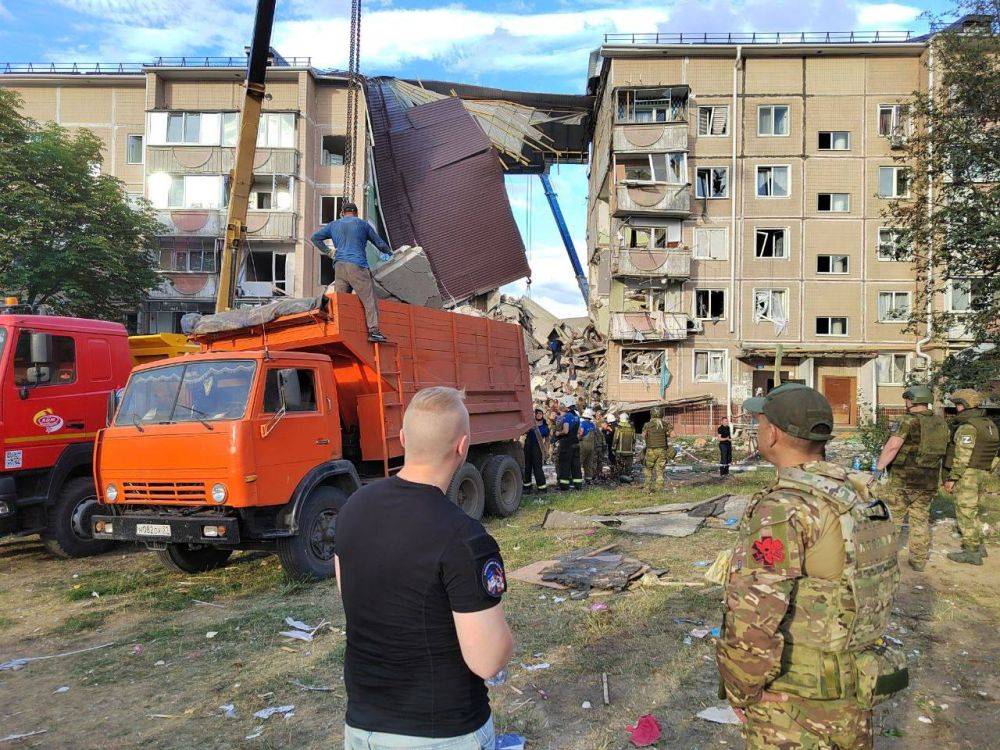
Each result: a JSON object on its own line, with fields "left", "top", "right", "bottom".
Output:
{"left": 0, "top": 615, "right": 13, "bottom": 632}
{"left": 51, "top": 610, "right": 109, "bottom": 635}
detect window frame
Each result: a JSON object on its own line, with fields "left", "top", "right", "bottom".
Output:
{"left": 877, "top": 103, "right": 908, "bottom": 138}
{"left": 616, "top": 87, "right": 688, "bottom": 125}
{"left": 876, "top": 353, "right": 909, "bottom": 385}
{"left": 876, "top": 227, "right": 909, "bottom": 261}
{"left": 754, "top": 227, "right": 790, "bottom": 260}
{"left": 695, "top": 166, "right": 729, "bottom": 199}
{"left": 696, "top": 105, "right": 729, "bottom": 136}
{"left": 126, "top": 134, "right": 144, "bottom": 164}
{"left": 619, "top": 347, "right": 667, "bottom": 383}
{"left": 693, "top": 349, "right": 727, "bottom": 382}
{"left": 815, "top": 316, "right": 850, "bottom": 337}
{"left": 13, "top": 332, "right": 77, "bottom": 388}
{"left": 757, "top": 105, "right": 790, "bottom": 137}
{"left": 692, "top": 227, "right": 728, "bottom": 260}
{"left": 878, "top": 166, "right": 911, "bottom": 198}
{"left": 817, "top": 192, "right": 851, "bottom": 212}
{"left": 164, "top": 112, "right": 202, "bottom": 145}
{"left": 877, "top": 290, "right": 912, "bottom": 323}
{"left": 817, "top": 131, "right": 850, "bottom": 151}
{"left": 261, "top": 367, "right": 319, "bottom": 414}
{"left": 756, "top": 165, "right": 791, "bottom": 198}
{"left": 751, "top": 287, "right": 790, "bottom": 325}
{"left": 816, "top": 254, "right": 850, "bottom": 274}
{"left": 694, "top": 288, "right": 727, "bottom": 321}
{"left": 622, "top": 152, "right": 688, "bottom": 185}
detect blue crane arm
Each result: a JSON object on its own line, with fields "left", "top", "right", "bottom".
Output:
{"left": 538, "top": 173, "right": 589, "bottom": 304}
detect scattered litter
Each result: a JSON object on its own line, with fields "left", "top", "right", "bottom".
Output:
{"left": 710, "top": 627, "right": 720, "bottom": 637}
{"left": 91, "top": 591, "right": 100, "bottom": 598}
{"left": 253, "top": 705, "right": 295, "bottom": 721}
{"left": 552, "top": 597, "right": 567, "bottom": 604}
{"left": 193, "top": 599, "right": 225, "bottom": 609}
{"left": 625, "top": 714, "right": 662, "bottom": 746}
{"left": 587, "top": 602, "right": 609, "bottom": 613}
{"left": 496, "top": 734, "right": 526, "bottom": 750}
{"left": 521, "top": 662, "right": 550, "bottom": 672}
{"left": 245, "top": 727, "right": 264, "bottom": 740}
{"left": 280, "top": 630, "right": 314, "bottom": 642}
{"left": 154, "top": 660, "right": 166, "bottom": 667}
{"left": 0, "top": 642, "right": 115, "bottom": 672}
{"left": 689, "top": 627, "right": 712, "bottom": 639}
{"left": 683, "top": 636, "right": 693, "bottom": 646}
{"left": 289, "top": 680, "right": 336, "bottom": 692}
{"left": 510, "top": 544, "right": 647, "bottom": 592}
{"left": 692, "top": 560, "right": 710, "bottom": 568}
{"left": 53, "top": 686, "right": 70, "bottom": 694}
{"left": 206, "top": 632, "right": 218, "bottom": 639}
{"left": 582, "top": 701, "right": 592, "bottom": 709}
{"left": 131, "top": 644, "right": 143, "bottom": 655}
{"left": 977, "top": 691, "right": 989, "bottom": 698}
{"left": 0, "top": 730, "right": 48, "bottom": 742}
{"left": 219, "top": 704, "right": 237, "bottom": 719}
{"left": 918, "top": 716, "right": 933, "bottom": 724}
{"left": 602, "top": 672, "right": 610, "bottom": 705}
{"left": 885, "top": 635, "right": 903, "bottom": 646}
{"left": 697, "top": 705, "right": 741, "bottom": 724}
{"left": 284, "top": 617, "right": 312, "bottom": 631}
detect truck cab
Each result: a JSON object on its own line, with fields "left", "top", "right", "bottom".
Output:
{"left": 0, "top": 314, "right": 132, "bottom": 556}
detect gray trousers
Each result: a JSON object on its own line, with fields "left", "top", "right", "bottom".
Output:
{"left": 344, "top": 716, "right": 495, "bottom": 749}
{"left": 328, "top": 260, "right": 379, "bottom": 331}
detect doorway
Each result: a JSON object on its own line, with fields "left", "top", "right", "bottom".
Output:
{"left": 822, "top": 376, "right": 856, "bottom": 426}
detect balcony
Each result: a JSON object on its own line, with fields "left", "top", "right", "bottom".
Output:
{"left": 611, "top": 248, "right": 691, "bottom": 279}
{"left": 609, "top": 311, "right": 693, "bottom": 342}
{"left": 613, "top": 121, "right": 688, "bottom": 154}
{"left": 155, "top": 209, "right": 296, "bottom": 240}
{"left": 146, "top": 146, "right": 298, "bottom": 175}
{"left": 614, "top": 182, "right": 691, "bottom": 218}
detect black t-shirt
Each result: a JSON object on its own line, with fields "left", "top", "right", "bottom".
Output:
{"left": 335, "top": 476, "right": 506, "bottom": 737}
{"left": 718, "top": 425, "right": 731, "bottom": 440}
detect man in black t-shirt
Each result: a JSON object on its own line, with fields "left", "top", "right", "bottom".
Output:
{"left": 717, "top": 417, "right": 732, "bottom": 476}
{"left": 335, "top": 386, "right": 514, "bottom": 749}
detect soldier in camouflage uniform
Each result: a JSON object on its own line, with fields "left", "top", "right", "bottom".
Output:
{"left": 642, "top": 407, "right": 671, "bottom": 492}
{"left": 717, "top": 384, "right": 905, "bottom": 750}
{"left": 943, "top": 389, "right": 1000, "bottom": 566}
{"left": 873, "top": 385, "right": 949, "bottom": 571}
{"left": 612, "top": 415, "right": 636, "bottom": 481}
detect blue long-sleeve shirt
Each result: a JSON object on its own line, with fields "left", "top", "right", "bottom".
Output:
{"left": 310, "top": 216, "right": 391, "bottom": 269}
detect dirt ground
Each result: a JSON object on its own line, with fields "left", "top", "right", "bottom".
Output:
{"left": 1, "top": 468, "right": 997, "bottom": 749}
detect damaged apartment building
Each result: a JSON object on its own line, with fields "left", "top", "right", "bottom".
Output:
{"left": 584, "top": 25, "right": 981, "bottom": 428}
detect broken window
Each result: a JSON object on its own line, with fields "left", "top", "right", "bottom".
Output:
{"left": 244, "top": 250, "right": 292, "bottom": 296}
{"left": 877, "top": 229, "right": 909, "bottom": 261}
{"left": 257, "top": 113, "right": 295, "bottom": 148}
{"left": 815, "top": 316, "right": 848, "bottom": 335}
{"left": 249, "top": 176, "right": 294, "bottom": 212}
{"left": 817, "top": 254, "right": 849, "bottom": 274}
{"left": 878, "top": 291, "right": 911, "bottom": 322}
{"left": 753, "top": 289, "right": 789, "bottom": 332}
{"left": 623, "top": 153, "right": 687, "bottom": 184}
{"left": 617, "top": 88, "right": 688, "bottom": 123}
{"left": 695, "top": 167, "right": 728, "bottom": 199}
{"left": 755, "top": 228, "right": 788, "bottom": 258}
{"left": 697, "top": 105, "right": 729, "bottom": 136}
{"left": 625, "top": 222, "right": 682, "bottom": 250}
{"left": 878, "top": 104, "right": 908, "bottom": 140}
{"left": 694, "top": 350, "right": 726, "bottom": 382}
{"left": 758, "top": 105, "right": 789, "bottom": 136}
{"left": 620, "top": 348, "right": 665, "bottom": 382}
{"left": 322, "top": 135, "right": 347, "bottom": 166}
{"left": 693, "top": 228, "right": 727, "bottom": 260}
{"left": 877, "top": 353, "right": 908, "bottom": 385}
{"left": 158, "top": 238, "right": 218, "bottom": 273}
{"left": 695, "top": 289, "right": 725, "bottom": 320}
{"left": 756, "top": 166, "right": 789, "bottom": 197}
{"left": 818, "top": 131, "right": 850, "bottom": 150}
{"left": 878, "top": 167, "right": 910, "bottom": 198}
{"left": 818, "top": 193, "right": 850, "bottom": 212}
{"left": 126, "top": 135, "right": 143, "bottom": 164}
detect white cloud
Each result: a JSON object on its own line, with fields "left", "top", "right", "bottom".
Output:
{"left": 854, "top": 3, "right": 922, "bottom": 30}
{"left": 0, "top": 1, "right": 12, "bottom": 21}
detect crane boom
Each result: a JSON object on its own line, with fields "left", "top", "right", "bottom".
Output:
{"left": 538, "top": 172, "right": 589, "bottom": 304}
{"left": 215, "top": 0, "right": 278, "bottom": 313}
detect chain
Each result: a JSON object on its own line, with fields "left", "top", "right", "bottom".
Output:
{"left": 343, "top": 0, "right": 362, "bottom": 203}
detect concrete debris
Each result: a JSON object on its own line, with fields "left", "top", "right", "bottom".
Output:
{"left": 373, "top": 245, "right": 445, "bottom": 308}
{"left": 509, "top": 544, "right": 647, "bottom": 592}
{"left": 696, "top": 705, "right": 742, "bottom": 724}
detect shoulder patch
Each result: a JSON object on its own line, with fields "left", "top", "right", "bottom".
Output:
{"left": 751, "top": 537, "right": 785, "bottom": 567}
{"left": 960, "top": 434, "right": 974, "bottom": 445}
{"left": 481, "top": 558, "right": 506, "bottom": 598}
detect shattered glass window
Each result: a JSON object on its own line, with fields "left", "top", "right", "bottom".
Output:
{"left": 620, "top": 348, "right": 665, "bottom": 382}
{"left": 753, "top": 289, "right": 789, "bottom": 331}
{"left": 755, "top": 229, "right": 787, "bottom": 258}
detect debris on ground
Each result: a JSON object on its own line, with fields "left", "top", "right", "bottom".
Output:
{"left": 540, "top": 494, "right": 749, "bottom": 538}
{"left": 253, "top": 705, "right": 295, "bottom": 721}
{"left": 521, "top": 662, "right": 550, "bottom": 672}
{"left": 279, "top": 617, "right": 329, "bottom": 642}
{"left": 219, "top": 704, "right": 237, "bottom": 719}
{"left": 0, "top": 730, "right": 48, "bottom": 742}
{"left": 0, "top": 642, "right": 115, "bottom": 672}
{"left": 625, "top": 714, "right": 662, "bottom": 746}
{"left": 509, "top": 544, "right": 651, "bottom": 593}
{"left": 496, "top": 734, "right": 527, "bottom": 750}
{"left": 53, "top": 686, "right": 69, "bottom": 694}
{"left": 289, "top": 680, "right": 336, "bottom": 692}
{"left": 696, "top": 705, "right": 741, "bottom": 724}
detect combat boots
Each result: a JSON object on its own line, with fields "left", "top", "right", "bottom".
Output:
{"left": 947, "top": 548, "right": 984, "bottom": 566}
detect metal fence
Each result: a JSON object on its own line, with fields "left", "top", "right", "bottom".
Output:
{"left": 603, "top": 31, "right": 915, "bottom": 45}
{"left": 1, "top": 57, "right": 312, "bottom": 75}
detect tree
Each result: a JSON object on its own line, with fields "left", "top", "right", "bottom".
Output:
{"left": 886, "top": 2, "right": 999, "bottom": 360}
{"left": 0, "top": 88, "right": 162, "bottom": 321}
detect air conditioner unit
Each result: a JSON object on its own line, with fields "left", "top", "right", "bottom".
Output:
{"left": 687, "top": 318, "right": 705, "bottom": 333}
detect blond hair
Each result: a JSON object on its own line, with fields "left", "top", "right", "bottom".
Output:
{"left": 401, "top": 387, "right": 470, "bottom": 463}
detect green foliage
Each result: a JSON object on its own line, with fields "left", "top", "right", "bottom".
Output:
{"left": 855, "top": 409, "right": 893, "bottom": 465}
{"left": 885, "top": 2, "right": 999, "bottom": 347}
{"left": 930, "top": 345, "right": 999, "bottom": 395}
{"left": 0, "top": 88, "right": 162, "bottom": 320}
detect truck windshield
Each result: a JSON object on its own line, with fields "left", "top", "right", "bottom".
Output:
{"left": 115, "top": 360, "right": 257, "bottom": 427}
{"left": 0, "top": 327, "right": 6, "bottom": 362}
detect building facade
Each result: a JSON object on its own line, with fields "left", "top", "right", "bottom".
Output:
{"left": 1, "top": 57, "right": 368, "bottom": 333}
{"left": 585, "top": 31, "right": 958, "bottom": 426}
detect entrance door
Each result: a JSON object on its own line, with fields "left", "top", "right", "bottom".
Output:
{"left": 752, "top": 370, "right": 791, "bottom": 396}
{"left": 822, "top": 376, "right": 856, "bottom": 426}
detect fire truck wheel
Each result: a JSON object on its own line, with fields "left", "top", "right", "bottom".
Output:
{"left": 156, "top": 544, "right": 233, "bottom": 574}
{"left": 277, "top": 485, "right": 348, "bottom": 581}
{"left": 482, "top": 454, "right": 522, "bottom": 518}
{"left": 447, "top": 463, "right": 485, "bottom": 521}
{"left": 43, "top": 477, "right": 114, "bottom": 559}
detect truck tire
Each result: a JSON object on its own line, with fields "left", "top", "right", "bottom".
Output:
{"left": 156, "top": 544, "right": 233, "bottom": 574}
{"left": 482, "top": 454, "right": 522, "bottom": 518}
{"left": 42, "top": 477, "right": 114, "bottom": 558}
{"left": 277, "top": 485, "right": 347, "bottom": 581}
{"left": 447, "top": 463, "right": 485, "bottom": 520}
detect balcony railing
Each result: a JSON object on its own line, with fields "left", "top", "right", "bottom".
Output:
{"left": 609, "top": 312, "right": 692, "bottom": 342}
{"left": 611, "top": 248, "right": 691, "bottom": 279}
{"left": 146, "top": 146, "right": 298, "bottom": 175}
{"left": 603, "top": 31, "right": 915, "bottom": 45}
{"left": 155, "top": 209, "right": 296, "bottom": 240}
{"left": 1, "top": 57, "right": 311, "bottom": 76}
{"left": 613, "top": 121, "right": 688, "bottom": 153}
{"left": 615, "top": 182, "right": 691, "bottom": 217}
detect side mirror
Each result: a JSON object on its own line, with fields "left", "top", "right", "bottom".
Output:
{"left": 18, "top": 386, "right": 29, "bottom": 400}
{"left": 106, "top": 388, "right": 124, "bottom": 426}
{"left": 29, "top": 332, "right": 52, "bottom": 365}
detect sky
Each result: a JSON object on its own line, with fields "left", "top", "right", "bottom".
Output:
{"left": 0, "top": 0, "right": 953, "bottom": 318}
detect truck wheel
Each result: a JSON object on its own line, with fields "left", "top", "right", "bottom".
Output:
{"left": 482, "top": 454, "right": 522, "bottom": 518}
{"left": 448, "top": 463, "right": 485, "bottom": 520}
{"left": 277, "top": 485, "right": 347, "bottom": 581}
{"left": 42, "top": 477, "right": 114, "bottom": 558}
{"left": 156, "top": 544, "right": 233, "bottom": 574}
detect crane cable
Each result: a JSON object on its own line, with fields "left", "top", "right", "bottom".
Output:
{"left": 343, "top": 0, "right": 362, "bottom": 203}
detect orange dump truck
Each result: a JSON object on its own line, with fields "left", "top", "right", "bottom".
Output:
{"left": 92, "top": 294, "right": 532, "bottom": 579}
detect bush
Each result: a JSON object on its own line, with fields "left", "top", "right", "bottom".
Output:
{"left": 854, "top": 410, "right": 893, "bottom": 468}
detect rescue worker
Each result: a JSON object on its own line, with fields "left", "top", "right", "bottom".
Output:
{"left": 642, "top": 407, "right": 671, "bottom": 492}
{"left": 594, "top": 417, "right": 612, "bottom": 485}
{"left": 522, "top": 408, "right": 549, "bottom": 494}
{"left": 612, "top": 414, "right": 636, "bottom": 481}
{"left": 943, "top": 389, "right": 999, "bottom": 566}
{"left": 717, "top": 384, "right": 905, "bottom": 750}
{"left": 310, "top": 202, "right": 393, "bottom": 343}
{"left": 873, "top": 384, "right": 950, "bottom": 571}
{"left": 579, "top": 408, "right": 598, "bottom": 480}
{"left": 555, "top": 396, "right": 583, "bottom": 491}
{"left": 602, "top": 413, "right": 617, "bottom": 456}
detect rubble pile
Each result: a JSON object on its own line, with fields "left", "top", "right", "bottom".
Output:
{"left": 454, "top": 294, "right": 606, "bottom": 403}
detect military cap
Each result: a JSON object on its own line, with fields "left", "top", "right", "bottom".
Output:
{"left": 949, "top": 388, "right": 983, "bottom": 409}
{"left": 902, "top": 384, "right": 934, "bottom": 405}
{"left": 742, "top": 383, "right": 834, "bottom": 441}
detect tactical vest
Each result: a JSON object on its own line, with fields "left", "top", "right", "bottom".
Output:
{"left": 746, "top": 466, "right": 900, "bottom": 700}
{"left": 897, "top": 413, "right": 950, "bottom": 469}
{"left": 645, "top": 418, "right": 668, "bottom": 449}
{"left": 954, "top": 410, "right": 1000, "bottom": 470}
{"left": 614, "top": 425, "right": 636, "bottom": 455}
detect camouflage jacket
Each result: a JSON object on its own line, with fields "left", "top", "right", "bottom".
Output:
{"left": 716, "top": 461, "right": 898, "bottom": 706}
{"left": 945, "top": 410, "right": 1000, "bottom": 478}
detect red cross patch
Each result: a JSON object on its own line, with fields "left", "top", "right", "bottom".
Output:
{"left": 751, "top": 537, "right": 785, "bottom": 566}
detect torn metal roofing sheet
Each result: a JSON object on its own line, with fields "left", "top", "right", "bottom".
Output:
{"left": 366, "top": 79, "right": 530, "bottom": 304}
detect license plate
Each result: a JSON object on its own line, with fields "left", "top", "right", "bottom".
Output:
{"left": 136, "top": 523, "right": 172, "bottom": 538}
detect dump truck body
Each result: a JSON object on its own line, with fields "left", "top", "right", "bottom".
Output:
{"left": 93, "top": 294, "right": 532, "bottom": 579}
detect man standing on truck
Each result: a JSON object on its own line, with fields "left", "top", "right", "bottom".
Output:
{"left": 310, "top": 202, "right": 393, "bottom": 344}
{"left": 335, "top": 387, "right": 514, "bottom": 749}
